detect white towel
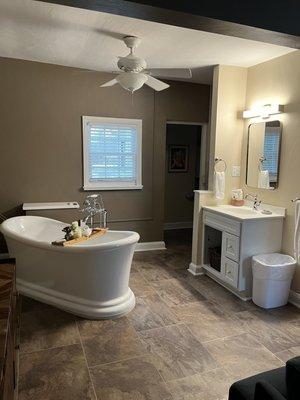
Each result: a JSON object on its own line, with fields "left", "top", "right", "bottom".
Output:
{"left": 294, "top": 200, "right": 300, "bottom": 263}
{"left": 258, "top": 170, "right": 270, "bottom": 189}
{"left": 214, "top": 171, "right": 225, "bottom": 200}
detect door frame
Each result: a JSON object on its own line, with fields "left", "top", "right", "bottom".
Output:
{"left": 166, "top": 121, "right": 209, "bottom": 191}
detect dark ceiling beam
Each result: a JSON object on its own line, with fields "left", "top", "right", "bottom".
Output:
{"left": 37, "top": 0, "right": 300, "bottom": 49}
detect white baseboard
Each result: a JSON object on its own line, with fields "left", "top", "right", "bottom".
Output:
{"left": 289, "top": 290, "right": 300, "bottom": 308}
{"left": 164, "top": 221, "right": 193, "bottom": 230}
{"left": 187, "top": 262, "right": 204, "bottom": 276}
{"left": 135, "top": 241, "right": 166, "bottom": 252}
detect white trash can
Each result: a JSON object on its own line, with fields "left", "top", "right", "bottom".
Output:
{"left": 252, "top": 253, "right": 296, "bottom": 309}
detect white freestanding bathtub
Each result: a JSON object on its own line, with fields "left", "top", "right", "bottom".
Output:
{"left": 0, "top": 216, "right": 139, "bottom": 319}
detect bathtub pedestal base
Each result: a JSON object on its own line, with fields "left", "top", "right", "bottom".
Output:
{"left": 17, "top": 279, "right": 136, "bottom": 319}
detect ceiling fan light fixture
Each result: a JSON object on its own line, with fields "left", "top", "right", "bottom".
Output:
{"left": 100, "top": 35, "right": 191, "bottom": 92}
{"left": 116, "top": 72, "right": 148, "bottom": 92}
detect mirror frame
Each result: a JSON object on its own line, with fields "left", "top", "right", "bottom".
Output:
{"left": 246, "top": 120, "right": 282, "bottom": 190}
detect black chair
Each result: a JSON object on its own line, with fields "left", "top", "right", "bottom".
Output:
{"left": 229, "top": 356, "right": 300, "bottom": 400}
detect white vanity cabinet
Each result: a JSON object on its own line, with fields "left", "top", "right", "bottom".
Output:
{"left": 202, "top": 206, "right": 284, "bottom": 298}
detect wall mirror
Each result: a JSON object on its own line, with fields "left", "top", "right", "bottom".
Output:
{"left": 246, "top": 120, "right": 282, "bottom": 189}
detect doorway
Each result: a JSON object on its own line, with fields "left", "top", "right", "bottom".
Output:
{"left": 163, "top": 122, "right": 207, "bottom": 248}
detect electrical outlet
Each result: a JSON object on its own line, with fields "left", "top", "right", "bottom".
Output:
{"left": 232, "top": 166, "right": 241, "bottom": 177}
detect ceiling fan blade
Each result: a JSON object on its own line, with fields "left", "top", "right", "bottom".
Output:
{"left": 145, "top": 75, "right": 170, "bottom": 91}
{"left": 147, "top": 68, "right": 192, "bottom": 79}
{"left": 100, "top": 78, "right": 118, "bottom": 87}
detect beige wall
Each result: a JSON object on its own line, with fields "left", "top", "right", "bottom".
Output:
{"left": 242, "top": 51, "right": 300, "bottom": 293}
{"left": 210, "top": 65, "right": 248, "bottom": 201}
{"left": 191, "top": 65, "right": 247, "bottom": 270}
{"left": 164, "top": 124, "right": 199, "bottom": 224}
{"left": 0, "top": 57, "right": 210, "bottom": 249}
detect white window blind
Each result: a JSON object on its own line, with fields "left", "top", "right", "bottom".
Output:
{"left": 263, "top": 130, "right": 280, "bottom": 178}
{"left": 82, "top": 117, "right": 142, "bottom": 190}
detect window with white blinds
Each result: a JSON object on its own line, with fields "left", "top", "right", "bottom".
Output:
{"left": 263, "top": 128, "right": 280, "bottom": 182}
{"left": 82, "top": 116, "right": 142, "bottom": 190}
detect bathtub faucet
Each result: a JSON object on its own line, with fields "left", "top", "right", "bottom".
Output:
{"left": 81, "top": 194, "right": 107, "bottom": 229}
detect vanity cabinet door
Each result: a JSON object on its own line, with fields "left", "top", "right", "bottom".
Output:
{"left": 221, "top": 257, "right": 239, "bottom": 288}
{"left": 222, "top": 232, "right": 240, "bottom": 262}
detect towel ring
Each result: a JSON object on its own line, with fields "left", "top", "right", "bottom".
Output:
{"left": 258, "top": 156, "right": 267, "bottom": 172}
{"left": 214, "top": 158, "right": 227, "bottom": 172}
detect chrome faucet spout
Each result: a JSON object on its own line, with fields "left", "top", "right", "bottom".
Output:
{"left": 245, "top": 193, "right": 261, "bottom": 211}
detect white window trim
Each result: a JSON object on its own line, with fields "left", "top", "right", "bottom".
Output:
{"left": 82, "top": 116, "right": 143, "bottom": 191}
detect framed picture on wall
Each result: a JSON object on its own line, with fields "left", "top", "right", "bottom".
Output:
{"left": 168, "top": 145, "right": 189, "bottom": 172}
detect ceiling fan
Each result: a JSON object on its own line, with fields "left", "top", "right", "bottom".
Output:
{"left": 100, "top": 36, "right": 192, "bottom": 92}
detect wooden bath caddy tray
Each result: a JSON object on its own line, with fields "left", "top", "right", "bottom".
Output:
{"left": 52, "top": 228, "right": 107, "bottom": 247}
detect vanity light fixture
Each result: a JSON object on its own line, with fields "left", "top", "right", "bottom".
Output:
{"left": 243, "top": 104, "right": 284, "bottom": 119}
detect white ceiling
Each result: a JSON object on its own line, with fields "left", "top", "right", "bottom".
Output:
{"left": 0, "top": 0, "right": 296, "bottom": 84}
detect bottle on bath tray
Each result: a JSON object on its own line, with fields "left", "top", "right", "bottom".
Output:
{"left": 62, "top": 221, "right": 83, "bottom": 241}
{"left": 81, "top": 223, "right": 92, "bottom": 237}
{"left": 71, "top": 221, "right": 82, "bottom": 239}
{"left": 231, "top": 189, "right": 245, "bottom": 206}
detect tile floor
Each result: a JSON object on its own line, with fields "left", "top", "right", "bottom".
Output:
{"left": 18, "top": 230, "right": 300, "bottom": 400}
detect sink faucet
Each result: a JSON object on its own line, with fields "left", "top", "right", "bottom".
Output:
{"left": 81, "top": 194, "right": 107, "bottom": 228}
{"left": 245, "top": 193, "right": 262, "bottom": 211}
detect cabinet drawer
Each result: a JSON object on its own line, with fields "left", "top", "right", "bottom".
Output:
{"left": 222, "top": 232, "right": 240, "bottom": 262}
{"left": 203, "top": 211, "right": 241, "bottom": 236}
{"left": 221, "top": 257, "right": 239, "bottom": 288}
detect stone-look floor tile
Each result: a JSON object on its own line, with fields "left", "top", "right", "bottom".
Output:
{"left": 252, "top": 309, "right": 300, "bottom": 345}
{"left": 133, "top": 250, "right": 163, "bottom": 264}
{"left": 210, "top": 291, "right": 248, "bottom": 314}
{"left": 130, "top": 260, "right": 140, "bottom": 273}
{"left": 183, "top": 275, "right": 213, "bottom": 298}
{"left": 269, "top": 304, "right": 300, "bottom": 322}
{"left": 172, "top": 301, "right": 244, "bottom": 342}
{"left": 18, "top": 344, "right": 95, "bottom": 400}
{"left": 134, "top": 247, "right": 190, "bottom": 272}
{"left": 170, "top": 268, "right": 190, "bottom": 280}
{"left": 128, "top": 293, "right": 179, "bottom": 331}
{"left": 90, "top": 355, "right": 173, "bottom": 400}
{"left": 19, "top": 230, "right": 297, "bottom": 399}
{"left": 166, "top": 368, "right": 235, "bottom": 400}
{"left": 20, "top": 307, "right": 80, "bottom": 353}
{"left": 275, "top": 346, "right": 300, "bottom": 363}
{"left": 276, "top": 319, "right": 300, "bottom": 345}
{"left": 129, "top": 271, "right": 156, "bottom": 297}
{"left": 242, "top": 300, "right": 263, "bottom": 312}
{"left": 187, "top": 313, "right": 244, "bottom": 343}
{"left": 204, "top": 333, "right": 283, "bottom": 381}
{"left": 152, "top": 279, "right": 206, "bottom": 308}
{"left": 21, "top": 295, "right": 53, "bottom": 313}
{"left": 246, "top": 308, "right": 284, "bottom": 326}
{"left": 77, "top": 316, "right": 146, "bottom": 366}
{"left": 172, "top": 300, "right": 228, "bottom": 322}
{"left": 139, "top": 262, "right": 178, "bottom": 282}
{"left": 232, "top": 311, "right": 299, "bottom": 353}
{"left": 138, "top": 324, "right": 218, "bottom": 381}
{"left": 187, "top": 276, "right": 248, "bottom": 314}
{"left": 161, "top": 251, "right": 191, "bottom": 270}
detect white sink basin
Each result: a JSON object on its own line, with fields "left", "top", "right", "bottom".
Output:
{"left": 220, "top": 206, "right": 259, "bottom": 215}
{"left": 203, "top": 204, "right": 285, "bottom": 220}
